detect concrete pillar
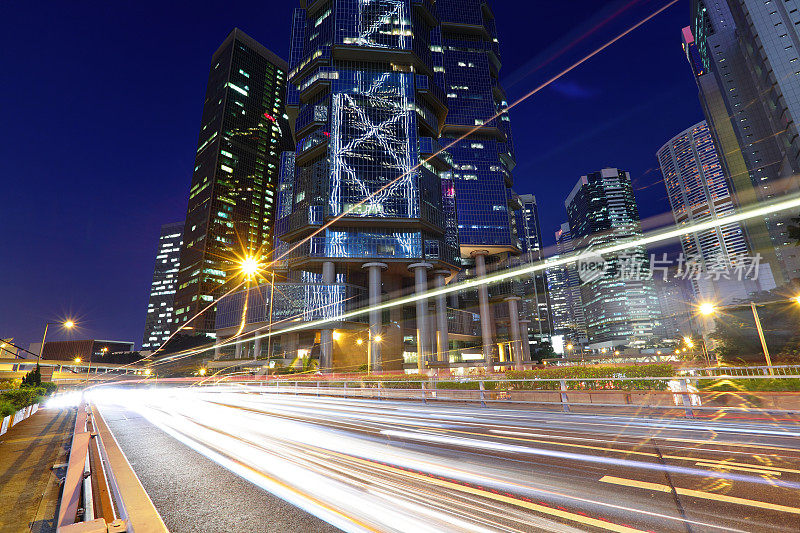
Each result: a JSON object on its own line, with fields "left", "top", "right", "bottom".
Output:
{"left": 409, "top": 262, "right": 433, "bottom": 372}
{"left": 362, "top": 262, "right": 388, "bottom": 371}
{"left": 433, "top": 270, "right": 450, "bottom": 364}
{"left": 214, "top": 341, "right": 221, "bottom": 360}
{"left": 234, "top": 339, "right": 242, "bottom": 359}
{"left": 519, "top": 319, "right": 532, "bottom": 364}
{"left": 320, "top": 261, "right": 336, "bottom": 372}
{"left": 253, "top": 334, "right": 261, "bottom": 361}
{"left": 505, "top": 297, "right": 523, "bottom": 370}
{"left": 471, "top": 250, "right": 494, "bottom": 364}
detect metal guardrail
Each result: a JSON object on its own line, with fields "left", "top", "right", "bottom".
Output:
{"left": 679, "top": 364, "right": 800, "bottom": 377}
{"left": 57, "top": 400, "right": 127, "bottom": 532}
{"left": 226, "top": 371, "right": 800, "bottom": 420}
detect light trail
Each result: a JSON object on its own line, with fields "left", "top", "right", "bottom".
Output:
{"left": 240, "top": 190, "right": 800, "bottom": 344}
{"left": 93, "top": 387, "right": 799, "bottom": 532}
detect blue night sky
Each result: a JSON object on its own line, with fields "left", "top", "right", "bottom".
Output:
{"left": 1, "top": 0, "right": 701, "bottom": 348}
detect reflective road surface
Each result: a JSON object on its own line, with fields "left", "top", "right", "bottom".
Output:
{"left": 94, "top": 387, "right": 800, "bottom": 532}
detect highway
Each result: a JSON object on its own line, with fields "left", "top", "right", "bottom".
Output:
{"left": 93, "top": 386, "right": 800, "bottom": 532}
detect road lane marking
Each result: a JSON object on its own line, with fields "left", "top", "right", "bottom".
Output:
{"left": 328, "top": 452, "right": 647, "bottom": 532}
{"left": 599, "top": 475, "right": 800, "bottom": 515}
{"left": 694, "top": 462, "right": 781, "bottom": 476}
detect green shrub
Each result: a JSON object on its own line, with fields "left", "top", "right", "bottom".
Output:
{"left": 698, "top": 378, "right": 800, "bottom": 392}
{"left": 0, "top": 401, "right": 14, "bottom": 418}
{"left": 0, "top": 388, "right": 44, "bottom": 410}
{"left": 503, "top": 364, "right": 674, "bottom": 391}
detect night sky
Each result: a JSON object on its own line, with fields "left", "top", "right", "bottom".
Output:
{"left": 1, "top": 0, "right": 701, "bottom": 348}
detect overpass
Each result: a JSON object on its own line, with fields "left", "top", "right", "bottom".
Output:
{"left": 0, "top": 357, "right": 148, "bottom": 384}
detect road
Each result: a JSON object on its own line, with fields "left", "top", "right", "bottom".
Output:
{"left": 93, "top": 386, "right": 800, "bottom": 532}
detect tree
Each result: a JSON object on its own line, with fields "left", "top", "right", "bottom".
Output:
{"left": 710, "top": 288, "right": 800, "bottom": 364}
{"left": 788, "top": 213, "right": 800, "bottom": 246}
{"left": 21, "top": 364, "right": 42, "bottom": 387}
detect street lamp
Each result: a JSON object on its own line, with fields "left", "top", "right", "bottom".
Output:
{"left": 198, "top": 368, "right": 207, "bottom": 376}
{"left": 39, "top": 320, "right": 76, "bottom": 361}
{"left": 73, "top": 357, "right": 81, "bottom": 364}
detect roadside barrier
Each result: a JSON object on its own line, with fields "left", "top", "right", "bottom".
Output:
{"left": 226, "top": 372, "right": 800, "bottom": 420}
{"left": 0, "top": 403, "right": 39, "bottom": 436}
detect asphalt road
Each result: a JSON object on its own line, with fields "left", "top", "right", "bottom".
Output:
{"left": 95, "top": 386, "right": 800, "bottom": 532}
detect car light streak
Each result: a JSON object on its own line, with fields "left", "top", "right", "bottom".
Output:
{"left": 88, "top": 387, "right": 795, "bottom": 532}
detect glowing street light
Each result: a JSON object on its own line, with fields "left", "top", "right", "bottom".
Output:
{"left": 698, "top": 302, "right": 716, "bottom": 316}
{"left": 374, "top": 335, "right": 382, "bottom": 343}
{"left": 683, "top": 336, "right": 694, "bottom": 348}
{"left": 39, "top": 319, "right": 76, "bottom": 362}
{"left": 74, "top": 357, "right": 81, "bottom": 363}
{"left": 199, "top": 368, "right": 207, "bottom": 376}
{"left": 566, "top": 343, "right": 574, "bottom": 351}
{"left": 356, "top": 338, "right": 363, "bottom": 346}
{"left": 239, "top": 256, "right": 261, "bottom": 279}
{"left": 332, "top": 331, "right": 342, "bottom": 341}
{"left": 144, "top": 369, "right": 152, "bottom": 376}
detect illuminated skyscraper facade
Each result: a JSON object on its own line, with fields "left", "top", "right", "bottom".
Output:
{"left": 657, "top": 121, "right": 749, "bottom": 268}
{"left": 174, "top": 29, "right": 294, "bottom": 334}
{"left": 279, "top": 0, "right": 458, "bottom": 371}
{"left": 142, "top": 222, "right": 183, "bottom": 350}
{"left": 565, "top": 168, "right": 661, "bottom": 346}
{"left": 547, "top": 223, "right": 587, "bottom": 344}
{"left": 513, "top": 194, "right": 552, "bottom": 343}
{"left": 685, "top": 0, "right": 800, "bottom": 282}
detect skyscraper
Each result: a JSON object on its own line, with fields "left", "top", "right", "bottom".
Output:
{"left": 565, "top": 168, "right": 661, "bottom": 346}
{"left": 684, "top": 1, "right": 800, "bottom": 282}
{"left": 547, "top": 223, "right": 587, "bottom": 344}
{"left": 142, "top": 222, "right": 183, "bottom": 350}
{"left": 513, "top": 194, "right": 552, "bottom": 343}
{"left": 279, "top": 0, "right": 458, "bottom": 372}
{"left": 173, "top": 29, "right": 294, "bottom": 334}
{"left": 657, "top": 121, "right": 749, "bottom": 267}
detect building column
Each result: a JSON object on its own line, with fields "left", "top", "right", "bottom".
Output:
{"left": 214, "top": 341, "right": 221, "bottom": 360}
{"left": 253, "top": 334, "right": 261, "bottom": 361}
{"left": 433, "top": 270, "right": 450, "bottom": 364}
{"left": 234, "top": 338, "right": 242, "bottom": 359}
{"left": 362, "top": 262, "right": 388, "bottom": 372}
{"left": 320, "top": 261, "right": 336, "bottom": 373}
{"left": 471, "top": 250, "right": 494, "bottom": 364}
{"left": 409, "top": 262, "right": 433, "bottom": 372}
{"left": 519, "top": 319, "right": 532, "bottom": 364}
{"left": 505, "top": 296, "right": 523, "bottom": 370}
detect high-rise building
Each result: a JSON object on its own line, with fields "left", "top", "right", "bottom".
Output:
{"left": 684, "top": 1, "right": 800, "bottom": 282}
{"left": 173, "top": 29, "right": 295, "bottom": 335}
{"left": 657, "top": 121, "right": 749, "bottom": 267}
{"left": 142, "top": 222, "right": 183, "bottom": 350}
{"left": 547, "top": 223, "right": 588, "bottom": 344}
{"left": 513, "top": 194, "right": 552, "bottom": 342}
{"left": 565, "top": 168, "right": 661, "bottom": 346}
{"left": 437, "top": 0, "right": 518, "bottom": 257}
{"left": 277, "top": 0, "right": 458, "bottom": 372}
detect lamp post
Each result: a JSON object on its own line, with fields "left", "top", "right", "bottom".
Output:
{"left": 39, "top": 320, "right": 75, "bottom": 362}
{"left": 266, "top": 269, "right": 275, "bottom": 370}
{"left": 697, "top": 297, "right": 800, "bottom": 375}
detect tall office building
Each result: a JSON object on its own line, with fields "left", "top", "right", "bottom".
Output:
{"left": 565, "top": 168, "right": 661, "bottom": 346}
{"left": 173, "top": 29, "right": 295, "bottom": 334}
{"left": 513, "top": 194, "right": 552, "bottom": 341}
{"left": 278, "top": 0, "right": 459, "bottom": 372}
{"left": 436, "top": 0, "right": 528, "bottom": 363}
{"left": 142, "top": 222, "right": 183, "bottom": 350}
{"left": 684, "top": 1, "right": 800, "bottom": 282}
{"left": 437, "top": 0, "right": 518, "bottom": 257}
{"left": 547, "top": 223, "right": 588, "bottom": 344}
{"left": 657, "top": 121, "right": 749, "bottom": 267}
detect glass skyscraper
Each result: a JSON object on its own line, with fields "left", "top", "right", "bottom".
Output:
{"left": 173, "top": 29, "right": 294, "bottom": 335}
{"left": 547, "top": 223, "right": 588, "bottom": 345}
{"left": 280, "top": 0, "right": 458, "bottom": 371}
{"left": 513, "top": 194, "right": 552, "bottom": 343}
{"left": 685, "top": 0, "right": 800, "bottom": 282}
{"left": 437, "top": 0, "right": 518, "bottom": 256}
{"left": 657, "top": 121, "right": 749, "bottom": 269}
{"left": 142, "top": 222, "right": 183, "bottom": 350}
{"left": 565, "top": 168, "right": 661, "bottom": 346}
